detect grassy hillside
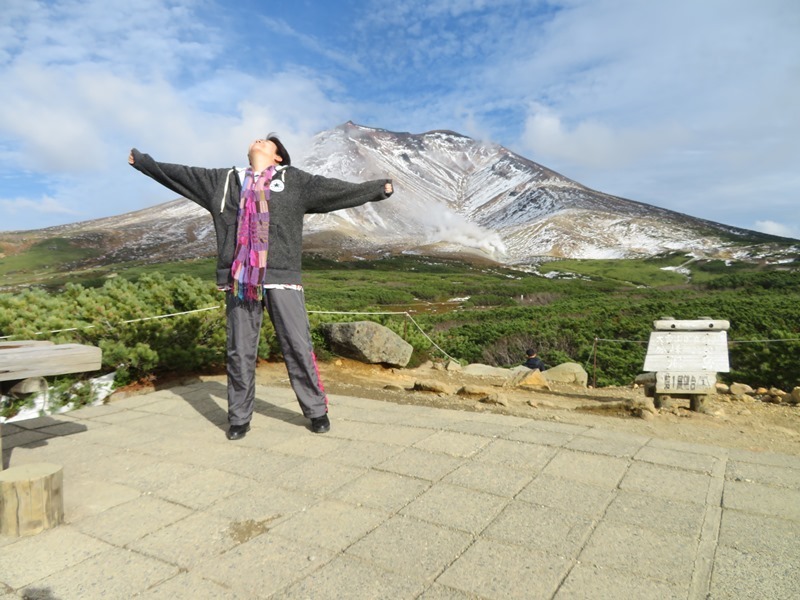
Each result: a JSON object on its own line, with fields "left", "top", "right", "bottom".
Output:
{"left": 1, "top": 251, "right": 798, "bottom": 392}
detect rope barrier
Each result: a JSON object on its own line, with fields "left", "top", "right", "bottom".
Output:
{"left": 0, "top": 305, "right": 459, "bottom": 361}
{"left": 0, "top": 306, "right": 223, "bottom": 339}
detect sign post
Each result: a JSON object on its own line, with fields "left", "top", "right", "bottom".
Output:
{"left": 642, "top": 317, "right": 730, "bottom": 412}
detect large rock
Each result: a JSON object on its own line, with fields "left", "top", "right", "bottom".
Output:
{"left": 462, "top": 364, "right": 513, "bottom": 377}
{"left": 788, "top": 387, "right": 800, "bottom": 405}
{"left": 505, "top": 368, "right": 551, "bottom": 391}
{"left": 542, "top": 362, "right": 589, "bottom": 387}
{"left": 321, "top": 321, "right": 412, "bottom": 367}
{"left": 729, "top": 382, "right": 754, "bottom": 396}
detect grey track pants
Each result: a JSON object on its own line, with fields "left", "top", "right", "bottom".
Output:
{"left": 225, "top": 288, "right": 328, "bottom": 425}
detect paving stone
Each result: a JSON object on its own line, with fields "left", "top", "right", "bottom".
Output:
{"left": 566, "top": 434, "right": 645, "bottom": 458}
{"left": 437, "top": 538, "right": 570, "bottom": 600}
{"left": 634, "top": 445, "right": 720, "bottom": 474}
{"left": 504, "top": 426, "right": 575, "bottom": 447}
{"left": 269, "top": 499, "right": 388, "bottom": 552}
{"left": 554, "top": 563, "right": 687, "bottom": 599}
{"left": 482, "top": 500, "right": 594, "bottom": 558}
{"left": 443, "top": 461, "right": 534, "bottom": 497}
{"left": 0, "top": 527, "right": 112, "bottom": 589}
{"left": 207, "top": 482, "right": 318, "bottom": 522}
{"left": 578, "top": 521, "right": 698, "bottom": 583}
{"left": 281, "top": 554, "right": 426, "bottom": 599}
{"left": 199, "top": 532, "right": 335, "bottom": 598}
{"left": 331, "top": 469, "right": 430, "bottom": 512}
{"left": 709, "top": 545, "right": 800, "bottom": 599}
{"left": 417, "top": 584, "right": 484, "bottom": 599}
{"left": 213, "top": 448, "right": 305, "bottom": 481}
{"left": 75, "top": 495, "right": 192, "bottom": 546}
{"left": 726, "top": 459, "right": 800, "bottom": 489}
{"left": 645, "top": 437, "right": 728, "bottom": 458}
{"left": 414, "top": 430, "right": 492, "bottom": 457}
{"left": 130, "top": 512, "right": 238, "bottom": 568}
{"left": 603, "top": 490, "right": 706, "bottom": 536}
{"left": 64, "top": 477, "right": 143, "bottom": 522}
{"left": 20, "top": 547, "right": 179, "bottom": 599}
{"left": 718, "top": 510, "right": 800, "bottom": 556}
{"left": 137, "top": 572, "right": 243, "bottom": 599}
{"left": 346, "top": 514, "right": 472, "bottom": 580}
{"left": 318, "top": 438, "right": 403, "bottom": 468}
{"left": 516, "top": 473, "right": 614, "bottom": 518}
{"left": 541, "top": 449, "right": 629, "bottom": 489}
{"left": 154, "top": 466, "right": 252, "bottom": 510}
{"left": 439, "top": 418, "right": 523, "bottom": 438}
{"left": 728, "top": 448, "right": 800, "bottom": 470}
{"left": 474, "top": 438, "right": 556, "bottom": 471}
{"left": 620, "top": 461, "right": 710, "bottom": 504}
{"left": 400, "top": 482, "right": 507, "bottom": 534}
{"left": 376, "top": 447, "right": 464, "bottom": 481}
{"left": 328, "top": 419, "right": 435, "bottom": 446}
{"left": 272, "top": 458, "right": 366, "bottom": 495}
{"left": 67, "top": 422, "right": 166, "bottom": 450}
{"left": 722, "top": 479, "right": 800, "bottom": 521}
{"left": 0, "top": 428, "right": 53, "bottom": 449}
{"left": 523, "top": 420, "right": 590, "bottom": 435}
{"left": 269, "top": 433, "right": 350, "bottom": 459}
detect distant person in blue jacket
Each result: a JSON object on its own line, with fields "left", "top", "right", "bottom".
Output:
{"left": 129, "top": 135, "right": 393, "bottom": 440}
{"left": 524, "top": 349, "right": 548, "bottom": 371}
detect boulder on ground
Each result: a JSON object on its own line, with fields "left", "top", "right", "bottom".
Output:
{"left": 787, "top": 387, "right": 800, "bottom": 405}
{"left": 542, "top": 362, "right": 589, "bottom": 387}
{"left": 479, "top": 393, "right": 509, "bottom": 407}
{"left": 458, "top": 385, "right": 496, "bottom": 396}
{"left": 461, "top": 364, "right": 513, "bottom": 377}
{"left": 505, "top": 368, "right": 551, "bottom": 391}
{"left": 413, "top": 380, "right": 457, "bottom": 395}
{"left": 321, "top": 321, "right": 412, "bottom": 368}
{"left": 729, "top": 382, "right": 754, "bottom": 396}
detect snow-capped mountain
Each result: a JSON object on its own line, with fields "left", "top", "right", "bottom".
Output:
{"left": 298, "top": 122, "right": 790, "bottom": 262}
{"left": 8, "top": 122, "right": 795, "bottom": 268}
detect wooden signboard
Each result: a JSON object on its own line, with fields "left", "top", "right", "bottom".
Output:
{"left": 643, "top": 330, "right": 730, "bottom": 373}
{"left": 654, "top": 371, "right": 717, "bottom": 395}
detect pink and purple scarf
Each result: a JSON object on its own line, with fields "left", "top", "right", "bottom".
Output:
{"left": 230, "top": 166, "right": 275, "bottom": 301}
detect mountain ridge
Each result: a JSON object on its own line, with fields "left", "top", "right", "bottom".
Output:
{"left": 1, "top": 122, "right": 796, "bottom": 272}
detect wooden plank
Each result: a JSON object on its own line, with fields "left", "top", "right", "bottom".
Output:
{"left": 0, "top": 344, "right": 102, "bottom": 382}
{"left": 643, "top": 331, "right": 729, "bottom": 372}
{"left": 655, "top": 371, "right": 717, "bottom": 394}
{"left": 0, "top": 341, "right": 54, "bottom": 349}
{"left": 653, "top": 319, "right": 730, "bottom": 331}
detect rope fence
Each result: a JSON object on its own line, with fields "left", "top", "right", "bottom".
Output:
{"left": 0, "top": 305, "right": 458, "bottom": 362}
{"left": 3, "top": 306, "right": 798, "bottom": 379}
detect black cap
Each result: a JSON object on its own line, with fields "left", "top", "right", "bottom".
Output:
{"left": 267, "top": 133, "right": 291, "bottom": 166}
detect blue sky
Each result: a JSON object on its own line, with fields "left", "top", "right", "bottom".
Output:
{"left": 1, "top": 0, "right": 798, "bottom": 238}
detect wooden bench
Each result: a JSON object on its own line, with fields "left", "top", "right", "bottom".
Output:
{"left": 0, "top": 340, "right": 102, "bottom": 382}
{"left": 0, "top": 341, "right": 102, "bottom": 535}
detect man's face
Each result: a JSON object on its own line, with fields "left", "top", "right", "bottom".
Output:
{"left": 248, "top": 139, "right": 282, "bottom": 166}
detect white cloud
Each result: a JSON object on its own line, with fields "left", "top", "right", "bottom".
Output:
{"left": 754, "top": 221, "right": 799, "bottom": 240}
{"left": 0, "top": 195, "right": 78, "bottom": 217}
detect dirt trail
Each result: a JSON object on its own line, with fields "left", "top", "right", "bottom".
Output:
{"left": 251, "top": 358, "right": 800, "bottom": 456}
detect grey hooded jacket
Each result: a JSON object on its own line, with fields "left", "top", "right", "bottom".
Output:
{"left": 130, "top": 149, "right": 392, "bottom": 286}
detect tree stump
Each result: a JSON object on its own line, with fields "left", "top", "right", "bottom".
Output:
{"left": 0, "top": 462, "right": 64, "bottom": 536}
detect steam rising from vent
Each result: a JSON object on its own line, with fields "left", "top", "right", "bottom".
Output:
{"left": 425, "top": 206, "right": 507, "bottom": 259}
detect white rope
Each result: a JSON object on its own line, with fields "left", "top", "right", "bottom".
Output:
{"left": 308, "top": 309, "right": 457, "bottom": 361}
{"left": 0, "top": 305, "right": 458, "bottom": 361}
{"left": 0, "top": 306, "right": 222, "bottom": 339}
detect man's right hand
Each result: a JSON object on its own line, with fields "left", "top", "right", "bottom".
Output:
{"left": 128, "top": 150, "right": 135, "bottom": 165}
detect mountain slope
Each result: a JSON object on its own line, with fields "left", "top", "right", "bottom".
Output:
{"left": 1, "top": 122, "right": 795, "bottom": 272}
